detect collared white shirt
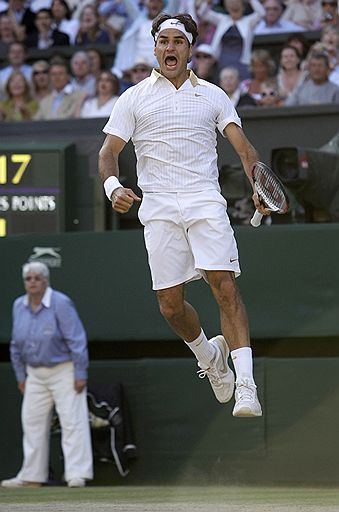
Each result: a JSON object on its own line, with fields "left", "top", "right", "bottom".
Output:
{"left": 23, "top": 286, "right": 52, "bottom": 308}
{"left": 51, "top": 83, "right": 73, "bottom": 113}
{"left": 103, "top": 70, "right": 241, "bottom": 193}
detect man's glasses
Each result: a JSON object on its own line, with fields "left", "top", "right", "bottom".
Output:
{"left": 33, "top": 70, "right": 49, "bottom": 76}
{"left": 321, "top": 1, "right": 336, "bottom": 6}
{"left": 195, "top": 54, "right": 213, "bottom": 59}
{"left": 24, "top": 275, "right": 43, "bottom": 281}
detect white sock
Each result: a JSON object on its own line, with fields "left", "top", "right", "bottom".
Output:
{"left": 185, "top": 329, "right": 216, "bottom": 366}
{"left": 231, "top": 346, "right": 254, "bottom": 383}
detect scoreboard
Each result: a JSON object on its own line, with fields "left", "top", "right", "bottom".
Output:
{"left": 0, "top": 143, "right": 75, "bottom": 237}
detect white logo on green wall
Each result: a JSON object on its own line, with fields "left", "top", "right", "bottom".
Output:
{"left": 28, "top": 247, "right": 62, "bottom": 268}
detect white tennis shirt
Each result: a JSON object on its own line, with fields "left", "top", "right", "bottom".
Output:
{"left": 103, "top": 69, "right": 241, "bottom": 192}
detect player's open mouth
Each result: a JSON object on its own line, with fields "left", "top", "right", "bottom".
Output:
{"left": 165, "top": 56, "right": 178, "bottom": 69}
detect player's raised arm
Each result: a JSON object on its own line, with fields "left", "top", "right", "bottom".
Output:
{"left": 98, "top": 134, "right": 141, "bottom": 213}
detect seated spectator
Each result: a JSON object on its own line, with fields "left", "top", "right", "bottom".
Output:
{"left": 285, "top": 52, "right": 339, "bottom": 105}
{"left": 26, "top": 8, "right": 70, "bottom": 48}
{"left": 79, "top": 70, "right": 119, "bottom": 118}
{"left": 117, "top": 55, "right": 152, "bottom": 92}
{"left": 31, "top": 59, "right": 50, "bottom": 100}
{"left": 129, "top": 56, "right": 152, "bottom": 85}
{"left": 287, "top": 32, "right": 311, "bottom": 69}
{"left": 70, "top": 50, "right": 96, "bottom": 97}
{"left": 277, "top": 44, "right": 306, "bottom": 101}
{"left": 255, "top": 0, "right": 305, "bottom": 34}
{"left": 0, "top": 13, "right": 18, "bottom": 58}
{"left": 0, "top": 41, "right": 31, "bottom": 98}
{"left": 198, "top": 0, "right": 265, "bottom": 80}
{"left": 319, "top": 0, "right": 338, "bottom": 28}
{"left": 306, "top": 30, "right": 339, "bottom": 85}
{"left": 86, "top": 47, "right": 107, "bottom": 77}
{"left": 321, "top": 25, "right": 339, "bottom": 85}
{"left": 320, "top": 24, "right": 339, "bottom": 69}
{"left": 51, "top": 0, "right": 79, "bottom": 44}
{"left": 0, "top": 70, "right": 38, "bottom": 121}
{"left": 191, "top": 43, "right": 218, "bottom": 83}
{"left": 5, "top": 0, "right": 36, "bottom": 38}
{"left": 219, "top": 66, "right": 257, "bottom": 107}
{"left": 34, "top": 60, "right": 85, "bottom": 119}
{"left": 257, "top": 78, "right": 282, "bottom": 106}
{"left": 113, "top": 0, "right": 181, "bottom": 74}
{"left": 75, "top": 4, "right": 111, "bottom": 45}
{"left": 282, "top": 0, "right": 323, "bottom": 32}
{"left": 240, "top": 48, "right": 276, "bottom": 102}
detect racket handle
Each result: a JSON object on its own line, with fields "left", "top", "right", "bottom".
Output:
{"left": 251, "top": 210, "right": 263, "bottom": 227}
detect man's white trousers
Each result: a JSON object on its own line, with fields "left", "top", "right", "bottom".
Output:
{"left": 17, "top": 362, "right": 93, "bottom": 483}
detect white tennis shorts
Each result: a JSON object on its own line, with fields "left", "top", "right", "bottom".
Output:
{"left": 138, "top": 190, "right": 241, "bottom": 290}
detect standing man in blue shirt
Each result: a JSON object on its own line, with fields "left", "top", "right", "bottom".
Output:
{"left": 1, "top": 262, "right": 93, "bottom": 488}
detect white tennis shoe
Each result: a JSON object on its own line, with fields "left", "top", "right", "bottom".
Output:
{"left": 197, "top": 335, "right": 235, "bottom": 403}
{"left": 1, "top": 477, "right": 42, "bottom": 488}
{"left": 68, "top": 478, "right": 86, "bottom": 488}
{"left": 233, "top": 377, "right": 262, "bottom": 417}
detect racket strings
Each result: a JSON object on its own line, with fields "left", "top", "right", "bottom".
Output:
{"left": 255, "top": 168, "right": 288, "bottom": 211}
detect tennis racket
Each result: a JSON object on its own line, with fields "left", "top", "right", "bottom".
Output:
{"left": 250, "top": 161, "right": 289, "bottom": 227}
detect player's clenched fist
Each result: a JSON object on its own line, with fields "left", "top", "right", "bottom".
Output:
{"left": 112, "top": 187, "right": 141, "bottom": 213}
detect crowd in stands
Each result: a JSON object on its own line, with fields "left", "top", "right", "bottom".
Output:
{"left": 0, "top": 0, "right": 339, "bottom": 122}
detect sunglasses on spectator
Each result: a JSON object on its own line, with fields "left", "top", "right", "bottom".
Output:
{"left": 33, "top": 69, "right": 49, "bottom": 76}
{"left": 321, "top": 1, "right": 337, "bottom": 5}
{"left": 261, "top": 91, "right": 277, "bottom": 97}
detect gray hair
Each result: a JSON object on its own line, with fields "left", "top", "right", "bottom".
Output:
{"left": 22, "top": 262, "right": 50, "bottom": 281}
{"left": 71, "top": 51, "right": 90, "bottom": 66}
{"left": 219, "top": 66, "right": 240, "bottom": 81}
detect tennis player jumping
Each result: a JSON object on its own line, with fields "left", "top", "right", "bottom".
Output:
{"left": 99, "top": 13, "right": 269, "bottom": 417}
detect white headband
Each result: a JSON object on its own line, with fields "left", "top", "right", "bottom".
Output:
{"left": 154, "top": 19, "right": 193, "bottom": 44}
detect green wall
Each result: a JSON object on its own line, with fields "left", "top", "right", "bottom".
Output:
{"left": 1, "top": 224, "right": 339, "bottom": 343}
{"left": 1, "top": 357, "right": 339, "bottom": 485}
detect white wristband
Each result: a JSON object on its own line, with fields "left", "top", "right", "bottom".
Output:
{"left": 104, "top": 176, "right": 122, "bottom": 201}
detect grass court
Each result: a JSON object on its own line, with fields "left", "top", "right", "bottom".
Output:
{"left": 1, "top": 485, "right": 339, "bottom": 511}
